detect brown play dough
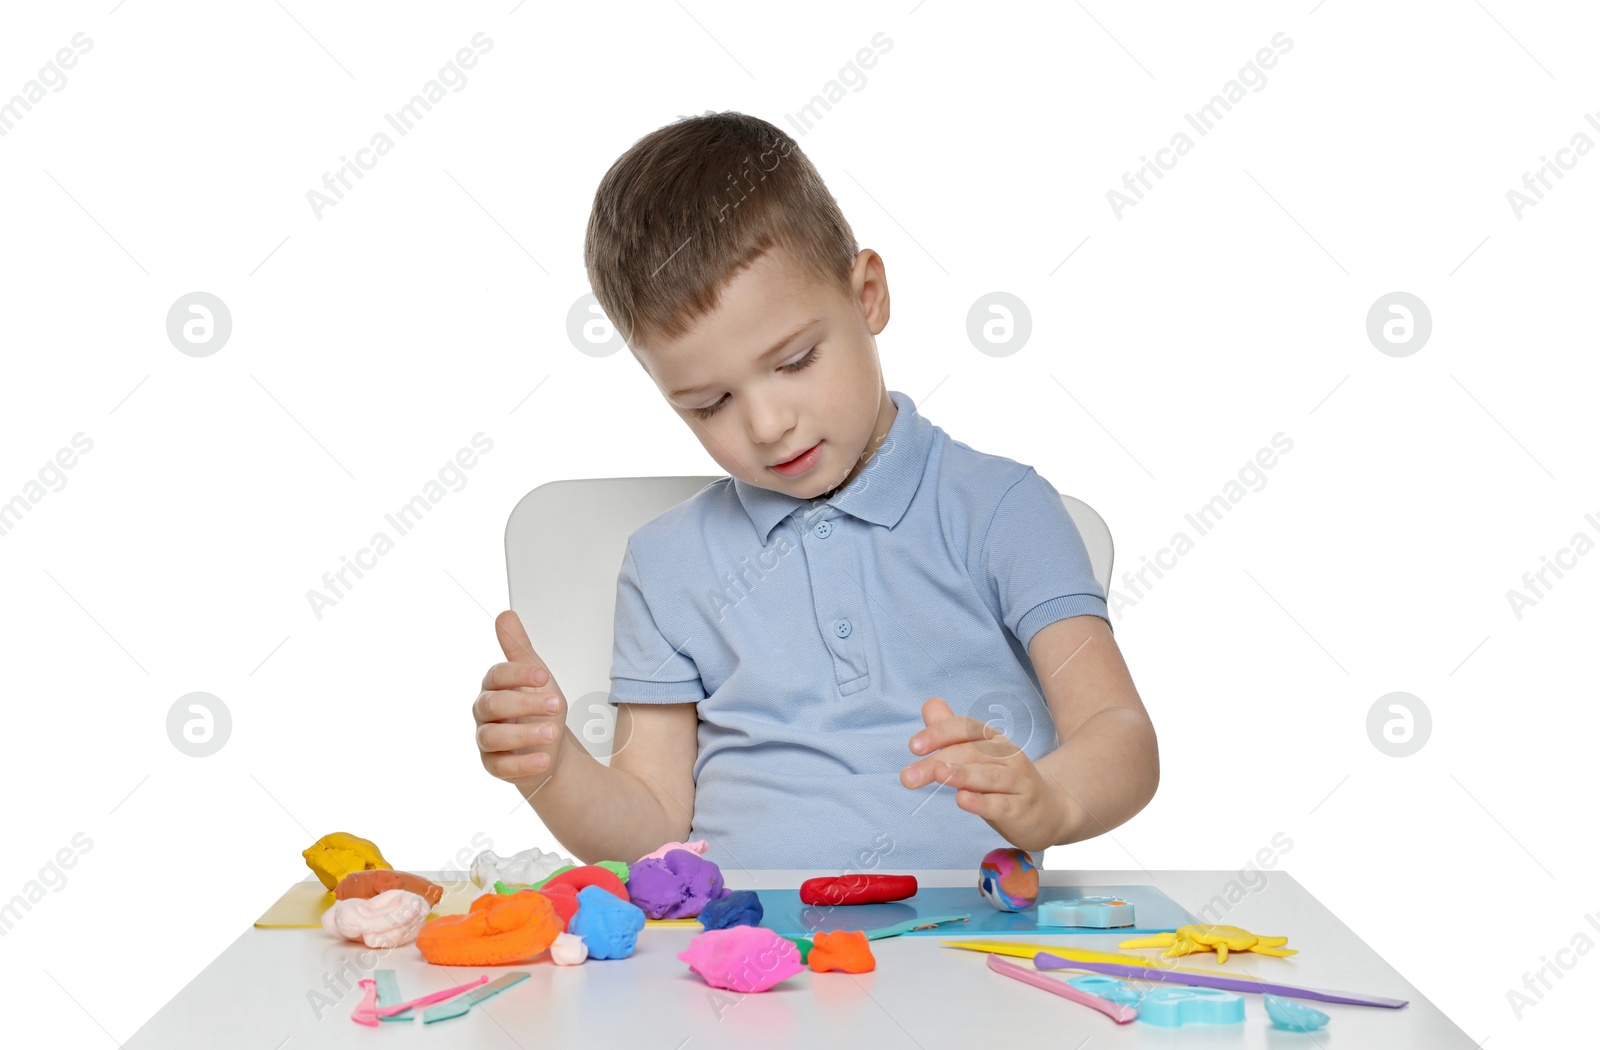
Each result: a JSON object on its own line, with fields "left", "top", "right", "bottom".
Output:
{"left": 334, "top": 869, "right": 444, "bottom": 906}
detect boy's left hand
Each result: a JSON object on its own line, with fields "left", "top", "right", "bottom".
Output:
{"left": 899, "top": 697, "right": 1068, "bottom": 854}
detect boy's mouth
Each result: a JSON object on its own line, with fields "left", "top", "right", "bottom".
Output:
{"left": 770, "top": 440, "right": 823, "bottom": 478}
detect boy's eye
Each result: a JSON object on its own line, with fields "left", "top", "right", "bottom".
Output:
{"left": 688, "top": 347, "right": 820, "bottom": 421}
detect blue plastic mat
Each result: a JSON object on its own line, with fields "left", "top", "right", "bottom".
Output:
{"left": 758, "top": 883, "right": 1198, "bottom": 938}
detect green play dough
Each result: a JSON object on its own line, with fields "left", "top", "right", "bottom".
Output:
{"left": 782, "top": 935, "right": 814, "bottom": 965}
{"left": 528, "top": 865, "right": 576, "bottom": 890}
{"left": 496, "top": 861, "right": 631, "bottom": 894}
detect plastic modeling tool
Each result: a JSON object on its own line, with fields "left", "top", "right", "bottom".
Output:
{"left": 863, "top": 913, "right": 969, "bottom": 940}
{"left": 1032, "top": 953, "right": 1409, "bottom": 1008}
{"left": 423, "top": 971, "right": 530, "bottom": 1023}
{"left": 942, "top": 940, "right": 1235, "bottom": 976}
{"left": 350, "top": 975, "right": 490, "bottom": 1026}
{"left": 986, "top": 954, "right": 1138, "bottom": 1023}
{"left": 374, "top": 969, "right": 410, "bottom": 1022}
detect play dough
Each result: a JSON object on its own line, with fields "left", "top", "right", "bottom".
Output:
{"left": 698, "top": 889, "right": 763, "bottom": 931}
{"left": 1121, "top": 924, "right": 1297, "bottom": 962}
{"left": 627, "top": 849, "right": 729, "bottom": 919}
{"left": 1037, "top": 896, "right": 1134, "bottom": 928}
{"left": 567, "top": 884, "right": 647, "bottom": 959}
{"left": 550, "top": 931, "right": 589, "bottom": 966}
{"left": 781, "top": 935, "right": 815, "bottom": 965}
{"left": 537, "top": 883, "right": 580, "bottom": 931}
{"left": 977, "top": 848, "right": 1038, "bottom": 911}
{"left": 640, "top": 839, "right": 709, "bottom": 862}
{"left": 808, "top": 929, "right": 876, "bottom": 973}
{"left": 798, "top": 874, "right": 917, "bottom": 906}
{"left": 678, "top": 926, "right": 805, "bottom": 992}
{"left": 416, "top": 890, "right": 561, "bottom": 966}
{"left": 539, "top": 864, "right": 629, "bottom": 901}
{"left": 334, "top": 869, "right": 443, "bottom": 906}
{"left": 303, "top": 832, "right": 390, "bottom": 890}
{"left": 320, "top": 889, "right": 430, "bottom": 949}
{"left": 469, "top": 846, "right": 575, "bottom": 888}
{"left": 1264, "top": 994, "right": 1330, "bottom": 1031}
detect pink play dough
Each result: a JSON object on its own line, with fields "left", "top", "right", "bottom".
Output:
{"left": 320, "top": 888, "right": 431, "bottom": 948}
{"left": 677, "top": 926, "right": 805, "bottom": 993}
{"left": 639, "top": 839, "right": 709, "bottom": 862}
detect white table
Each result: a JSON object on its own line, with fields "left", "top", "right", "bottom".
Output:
{"left": 126, "top": 869, "right": 1475, "bottom": 1048}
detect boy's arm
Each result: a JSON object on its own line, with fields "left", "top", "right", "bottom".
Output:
{"left": 482, "top": 609, "right": 697, "bottom": 864}
{"left": 513, "top": 701, "right": 697, "bottom": 865}
{"left": 1027, "top": 614, "right": 1159, "bottom": 846}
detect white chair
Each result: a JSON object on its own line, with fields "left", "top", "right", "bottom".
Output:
{"left": 505, "top": 477, "right": 1114, "bottom": 764}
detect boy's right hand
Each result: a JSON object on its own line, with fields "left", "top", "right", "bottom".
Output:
{"left": 474, "top": 610, "right": 569, "bottom": 786}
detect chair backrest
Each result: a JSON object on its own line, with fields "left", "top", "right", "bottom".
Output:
{"left": 505, "top": 476, "right": 1114, "bottom": 763}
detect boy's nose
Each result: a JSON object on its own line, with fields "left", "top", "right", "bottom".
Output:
{"left": 744, "top": 396, "right": 796, "bottom": 447}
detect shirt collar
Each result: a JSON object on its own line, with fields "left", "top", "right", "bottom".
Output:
{"left": 733, "top": 389, "right": 931, "bottom": 545}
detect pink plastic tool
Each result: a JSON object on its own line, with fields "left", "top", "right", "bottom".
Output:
{"left": 350, "top": 975, "right": 490, "bottom": 1026}
{"left": 987, "top": 954, "right": 1139, "bottom": 1023}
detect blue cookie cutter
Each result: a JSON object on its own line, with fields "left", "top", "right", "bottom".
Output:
{"left": 1066, "top": 976, "right": 1245, "bottom": 1027}
{"left": 1037, "top": 896, "right": 1136, "bottom": 928}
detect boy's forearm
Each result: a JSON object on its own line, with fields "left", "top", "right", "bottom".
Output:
{"left": 1034, "top": 706, "right": 1160, "bottom": 847}
{"left": 510, "top": 728, "right": 685, "bottom": 865}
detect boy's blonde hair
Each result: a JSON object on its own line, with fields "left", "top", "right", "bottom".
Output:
{"left": 584, "top": 111, "right": 859, "bottom": 352}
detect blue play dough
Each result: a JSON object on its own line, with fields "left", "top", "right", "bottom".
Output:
{"left": 698, "top": 889, "right": 763, "bottom": 931}
{"left": 568, "top": 884, "right": 646, "bottom": 960}
{"left": 1264, "top": 994, "right": 1330, "bottom": 1031}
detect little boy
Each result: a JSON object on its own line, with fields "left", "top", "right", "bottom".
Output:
{"left": 473, "top": 112, "right": 1158, "bottom": 872}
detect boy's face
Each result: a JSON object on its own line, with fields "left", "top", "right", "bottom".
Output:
{"left": 633, "top": 245, "right": 895, "bottom": 501}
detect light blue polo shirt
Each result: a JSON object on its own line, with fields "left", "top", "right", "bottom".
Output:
{"left": 609, "top": 388, "right": 1109, "bottom": 872}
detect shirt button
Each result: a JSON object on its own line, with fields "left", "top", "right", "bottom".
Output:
{"left": 835, "top": 618, "right": 852, "bottom": 638}
{"left": 813, "top": 520, "right": 832, "bottom": 538}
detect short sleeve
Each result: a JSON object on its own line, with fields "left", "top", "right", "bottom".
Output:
{"left": 609, "top": 541, "right": 706, "bottom": 704}
{"left": 982, "top": 468, "right": 1110, "bottom": 650}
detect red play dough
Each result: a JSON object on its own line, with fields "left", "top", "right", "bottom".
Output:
{"left": 542, "top": 865, "right": 629, "bottom": 902}
{"left": 537, "top": 883, "right": 580, "bottom": 931}
{"left": 799, "top": 874, "right": 917, "bottom": 906}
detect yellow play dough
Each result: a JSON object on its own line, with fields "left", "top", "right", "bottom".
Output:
{"left": 302, "top": 831, "right": 391, "bottom": 890}
{"left": 1121, "top": 923, "right": 1297, "bottom": 963}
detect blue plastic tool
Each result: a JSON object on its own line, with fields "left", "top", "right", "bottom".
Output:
{"left": 422, "top": 971, "right": 529, "bottom": 1024}
{"left": 374, "top": 970, "right": 410, "bottom": 1022}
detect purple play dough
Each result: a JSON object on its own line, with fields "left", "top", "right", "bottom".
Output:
{"left": 627, "top": 849, "right": 729, "bottom": 919}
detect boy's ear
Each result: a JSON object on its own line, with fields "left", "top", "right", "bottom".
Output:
{"left": 852, "top": 249, "right": 891, "bottom": 334}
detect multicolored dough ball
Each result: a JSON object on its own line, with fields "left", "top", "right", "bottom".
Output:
{"left": 977, "top": 847, "right": 1038, "bottom": 912}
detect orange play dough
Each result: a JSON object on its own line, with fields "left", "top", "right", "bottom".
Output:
{"left": 808, "top": 930, "right": 876, "bottom": 973}
{"left": 416, "top": 890, "right": 561, "bottom": 966}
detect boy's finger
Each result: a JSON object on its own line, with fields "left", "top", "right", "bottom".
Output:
{"left": 899, "top": 741, "right": 996, "bottom": 788}
{"left": 920, "top": 696, "right": 955, "bottom": 727}
{"left": 936, "top": 760, "right": 1018, "bottom": 795}
{"left": 474, "top": 684, "right": 564, "bottom": 724}
{"left": 476, "top": 717, "right": 562, "bottom": 754}
{"left": 495, "top": 610, "right": 546, "bottom": 669}
{"left": 910, "top": 712, "right": 1008, "bottom": 755}
{"left": 482, "top": 661, "right": 548, "bottom": 692}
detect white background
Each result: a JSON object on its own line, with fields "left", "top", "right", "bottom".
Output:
{"left": 2, "top": 0, "right": 1596, "bottom": 1045}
